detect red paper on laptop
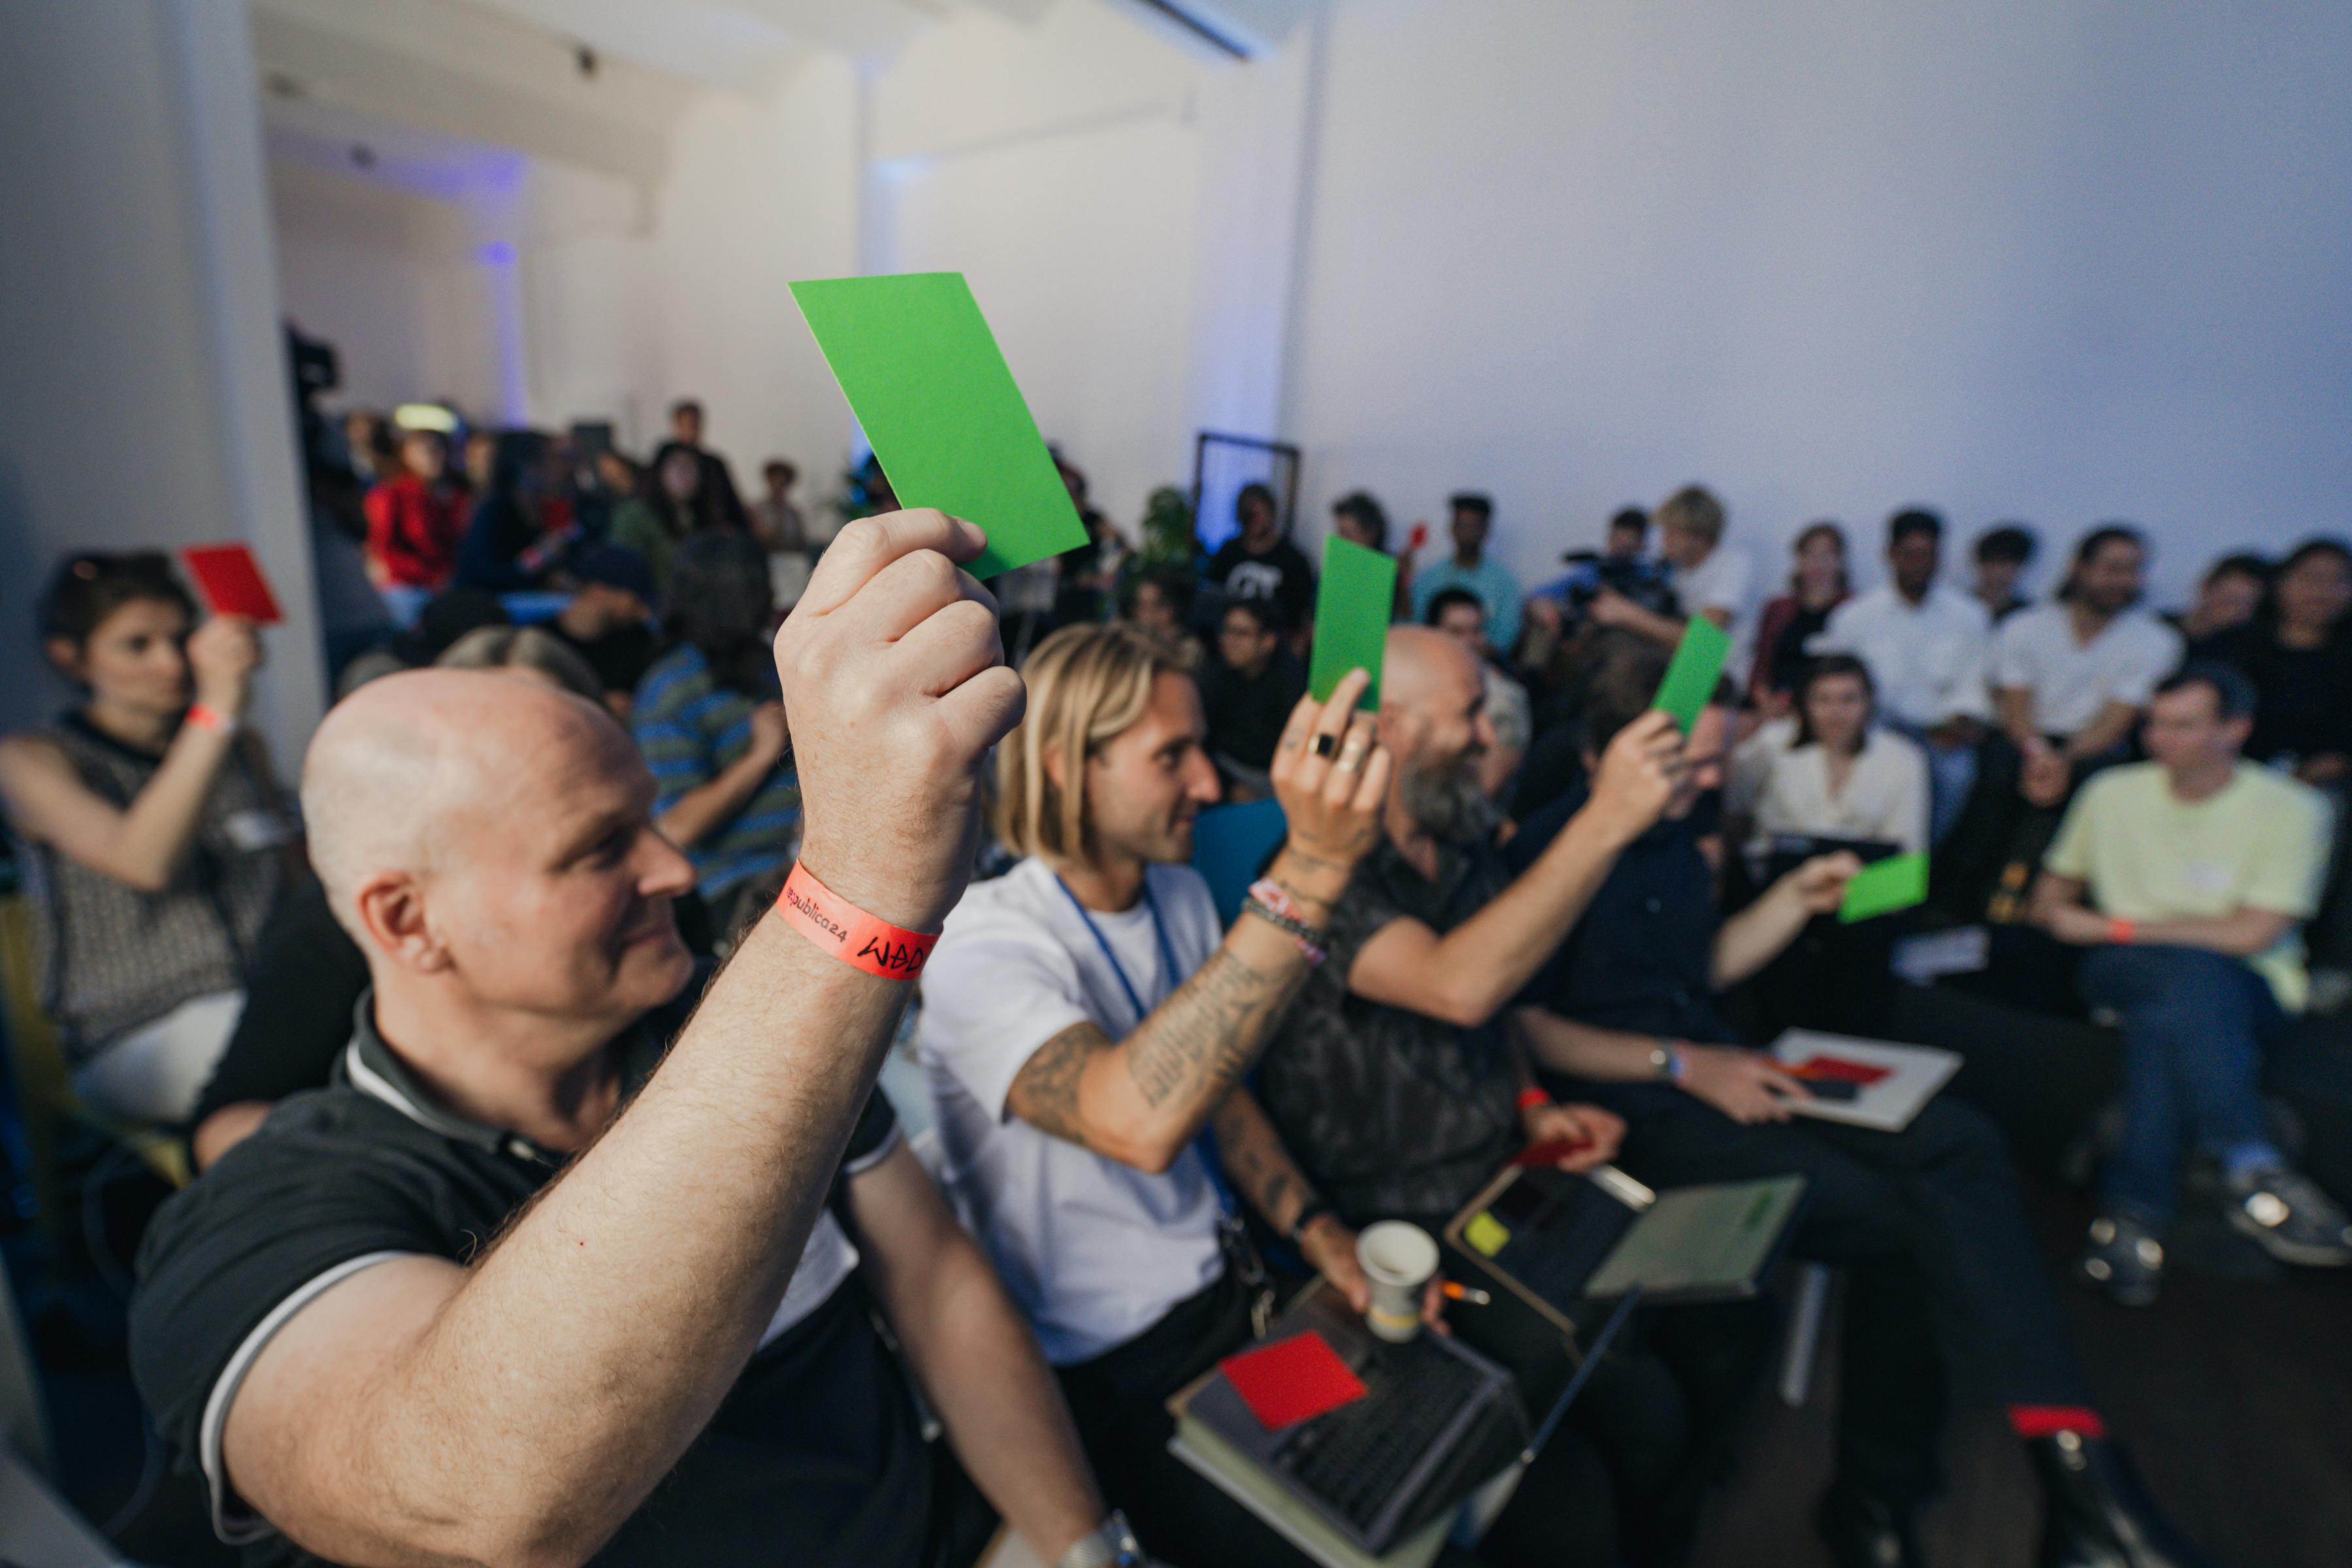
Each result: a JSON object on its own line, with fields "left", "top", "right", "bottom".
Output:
{"left": 1787, "top": 1054, "right": 1893, "bottom": 1088}
{"left": 180, "top": 544, "right": 284, "bottom": 623}
{"left": 1218, "top": 1331, "right": 1367, "bottom": 1432}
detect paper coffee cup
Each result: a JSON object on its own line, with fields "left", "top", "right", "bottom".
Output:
{"left": 1357, "top": 1220, "right": 1438, "bottom": 1343}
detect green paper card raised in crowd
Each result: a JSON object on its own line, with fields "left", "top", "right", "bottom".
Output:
{"left": 1309, "top": 536, "right": 1398, "bottom": 710}
{"left": 787, "top": 272, "right": 1086, "bottom": 578}
{"left": 1838, "top": 852, "right": 1929, "bottom": 923}
{"left": 1650, "top": 615, "right": 1733, "bottom": 733}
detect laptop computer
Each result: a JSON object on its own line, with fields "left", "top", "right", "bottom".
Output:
{"left": 1445, "top": 1165, "right": 1806, "bottom": 1336}
{"left": 1170, "top": 1283, "right": 1529, "bottom": 1560}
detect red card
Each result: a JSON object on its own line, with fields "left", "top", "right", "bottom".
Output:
{"left": 1218, "top": 1331, "right": 1367, "bottom": 1432}
{"left": 1512, "top": 1137, "right": 1592, "bottom": 1169}
{"left": 1406, "top": 523, "right": 1429, "bottom": 552}
{"left": 180, "top": 544, "right": 284, "bottom": 623}
{"left": 1789, "top": 1054, "right": 1892, "bottom": 1087}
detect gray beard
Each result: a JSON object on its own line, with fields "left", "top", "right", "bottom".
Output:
{"left": 1401, "top": 751, "right": 1497, "bottom": 843}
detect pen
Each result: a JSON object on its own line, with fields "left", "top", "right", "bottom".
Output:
{"left": 1440, "top": 1281, "right": 1491, "bottom": 1305}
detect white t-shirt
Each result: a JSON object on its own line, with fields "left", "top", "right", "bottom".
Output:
{"left": 917, "top": 857, "right": 1227, "bottom": 1364}
{"left": 1990, "top": 604, "right": 2183, "bottom": 738}
{"left": 1674, "top": 540, "right": 1759, "bottom": 691}
{"left": 1810, "top": 583, "right": 1993, "bottom": 729}
{"left": 1729, "top": 717, "right": 1931, "bottom": 857}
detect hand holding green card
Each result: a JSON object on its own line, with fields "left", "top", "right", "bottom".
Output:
{"left": 1651, "top": 616, "right": 1732, "bottom": 733}
{"left": 1308, "top": 536, "right": 1398, "bottom": 710}
{"left": 787, "top": 272, "right": 1088, "bottom": 578}
{"left": 1838, "top": 852, "right": 1929, "bottom": 923}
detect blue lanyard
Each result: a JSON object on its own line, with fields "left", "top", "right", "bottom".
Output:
{"left": 1051, "top": 872, "right": 1243, "bottom": 1220}
{"left": 1053, "top": 873, "right": 1180, "bottom": 1032}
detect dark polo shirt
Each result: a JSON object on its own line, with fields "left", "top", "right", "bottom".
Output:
{"left": 1252, "top": 836, "right": 1522, "bottom": 1224}
{"left": 129, "top": 989, "right": 930, "bottom": 1568}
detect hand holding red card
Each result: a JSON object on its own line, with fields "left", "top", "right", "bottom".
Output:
{"left": 1218, "top": 1331, "right": 1367, "bottom": 1432}
{"left": 180, "top": 544, "right": 284, "bottom": 624}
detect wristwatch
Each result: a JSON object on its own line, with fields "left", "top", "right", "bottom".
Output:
{"left": 1648, "top": 1043, "right": 1686, "bottom": 1083}
{"left": 1286, "top": 1199, "right": 1335, "bottom": 1245}
{"left": 1058, "top": 1511, "right": 1145, "bottom": 1568}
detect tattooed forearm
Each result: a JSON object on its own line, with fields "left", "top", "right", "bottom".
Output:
{"left": 1213, "top": 1088, "right": 1318, "bottom": 1233}
{"left": 1126, "top": 947, "right": 1307, "bottom": 1108}
{"left": 1005, "top": 1021, "right": 1112, "bottom": 1145}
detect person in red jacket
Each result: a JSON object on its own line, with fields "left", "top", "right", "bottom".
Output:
{"left": 363, "top": 429, "right": 471, "bottom": 597}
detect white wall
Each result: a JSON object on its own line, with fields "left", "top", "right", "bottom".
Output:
{"left": 0, "top": 0, "right": 322, "bottom": 755}
{"left": 1281, "top": 0, "right": 2352, "bottom": 604}
{"left": 270, "top": 157, "right": 503, "bottom": 415}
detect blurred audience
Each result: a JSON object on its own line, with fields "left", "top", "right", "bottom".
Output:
{"left": 1729, "top": 653, "right": 1929, "bottom": 858}
{"left": 454, "top": 429, "right": 563, "bottom": 592}
{"left": 1205, "top": 480, "right": 1316, "bottom": 634}
{"left": 1411, "top": 492, "right": 1524, "bottom": 655}
{"left": 2172, "top": 551, "right": 2270, "bottom": 649}
{"left": 0, "top": 553, "right": 289, "bottom": 1124}
{"left": 1331, "top": 488, "right": 1414, "bottom": 616}
{"left": 650, "top": 395, "right": 747, "bottom": 529}
{"left": 1593, "top": 485, "right": 1757, "bottom": 687}
{"left": 633, "top": 531, "right": 798, "bottom": 937}
{"left": 1812, "top": 509, "right": 1992, "bottom": 841}
{"left": 1116, "top": 568, "right": 1203, "bottom": 670}
{"left": 361, "top": 427, "right": 470, "bottom": 611}
{"left": 1199, "top": 598, "right": 1307, "bottom": 799}
{"left": 2033, "top": 663, "right": 2347, "bottom": 1302}
{"left": 547, "top": 544, "right": 662, "bottom": 719}
{"left": 1971, "top": 523, "right": 2038, "bottom": 623}
{"left": 2199, "top": 537, "right": 2352, "bottom": 782}
{"left": 1748, "top": 521, "right": 1850, "bottom": 712}
{"left": 613, "top": 442, "right": 725, "bottom": 595}
{"left": 1428, "top": 587, "right": 1532, "bottom": 802}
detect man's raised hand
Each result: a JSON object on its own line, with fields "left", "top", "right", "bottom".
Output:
{"left": 1267, "top": 669, "right": 1393, "bottom": 891}
{"left": 774, "top": 510, "right": 1025, "bottom": 931}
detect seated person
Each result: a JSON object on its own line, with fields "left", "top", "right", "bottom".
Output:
{"left": 921, "top": 625, "right": 1432, "bottom": 1568}
{"left": 634, "top": 532, "right": 798, "bottom": 938}
{"left": 1726, "top": 654, "right": 1929, "bottom": 860}
{"left": 1427, "top": 588, "right": 1533, "bottom": 802}
{"left": 186, "top": 626, "right": 615, "bottom": 1169}
{"left": 0, "top": 553, "right": 292, "bottom": 1125}
{"left": 1205, "top": 482, "right": 1316, "bottom": 636}
{"left": 361, "top": 427, "right": 470, "bottom": 602}
{"left": 2171, "top": 551, "right": 2270, "bottom": 650}
{"left": 1410, "top": 493, "right": 1525, "bottom": 657}
{"left": 1115, "top": 568, "right": 1203, "bottom": 670}
{"left": 2198, "top": 537, "right": 2352, "bottom": 785}
{"left": 1590, "top": 485, "right": 1757, "bottom": 689}
{"left": 1747, "top": 521, "right": 1850, "bottom": 713}
{"left": 1243, "top": 629, "right": 1747, "bottom": 1568}
{"left": 1991, "top": 525, "right": 2183, "bottom": 809}
{"left": 1809, "top": 508, "right": 1991, "bottom": 843}
{"left": 2031, "top": 662, "right": 2348, "bottom": 1300}
{"left": 547, "top": 544, "right": 662, "bottom": 719}
{"left": 1507, "top": 647, "right": 2210, "bottom": 1568}
{"left": 130, "top": 515, "right": 1135, "bottom": 1568}
{"left": 1970, "top": 522, "right": 2037, "bottom": 623}
{"left": 1197, "top": 597, "right": 1308, "bottom": 798}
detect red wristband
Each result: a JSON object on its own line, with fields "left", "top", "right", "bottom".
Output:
{"left": 775, "top": 862, "right": 939, "bottom": 981}
{"left": 1515, "top": 1086, "right": 1554, "bottom": 1111}
{"left": 184, "top": 703, "right": 232, "bottom": 735}
{"left": 2106, "top": 916, "right": 2136, "bottom": 945}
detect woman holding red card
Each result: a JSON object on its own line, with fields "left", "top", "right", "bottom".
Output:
{"left": 0, "top": 552, "right": 293, "bottom": 1124}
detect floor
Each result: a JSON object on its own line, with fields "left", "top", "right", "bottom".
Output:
{"left": 1686, "top": 1171, "right": 2352, "bottom": 1568}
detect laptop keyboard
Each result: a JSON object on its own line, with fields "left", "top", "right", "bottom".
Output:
{"left": 1273, "top": 1340, "right": 1484, "bottom": 1533}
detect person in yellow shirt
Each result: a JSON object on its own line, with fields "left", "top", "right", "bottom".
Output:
{"left": 2033, "top": 662, "right": 2348, "bottom": 1303}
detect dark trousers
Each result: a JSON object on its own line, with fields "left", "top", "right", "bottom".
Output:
{"left": 1056, "top": 1269, "right": 1622, "bottom": 1568}
{"left": 2078, "top": 943, "right": 2287, "bottom": 1224}
{"left": 1582, "top": 1083, "right": 2092, "bottom": 1507}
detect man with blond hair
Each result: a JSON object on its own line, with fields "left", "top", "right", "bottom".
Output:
{"left": 1591, "top": 483, "right": 1759, "bottom": 682}
{"left": 129, "top": 514, "right": 1139, "bottom": 1568}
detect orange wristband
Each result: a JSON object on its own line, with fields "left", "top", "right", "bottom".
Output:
{"left": 2106, "top": 916, "right": 2136, "bottom": 945}
{"left": 184, "top": 702, "right": 232, "bottom": 734}
{"left": 775, "top": 862, "right": 938, "bottom": 981}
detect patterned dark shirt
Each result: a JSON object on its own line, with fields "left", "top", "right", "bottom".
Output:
{"left": 1252, "top": 837, "right": 1520, "bottom": 1224}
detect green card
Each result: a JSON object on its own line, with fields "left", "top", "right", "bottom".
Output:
{"left": 1838, "top": 852, "right": 1929, "bottom": 923}
{"left": 1650, "top": 615, "right": 1732, "bottom": 733}
{"left": 788, "top": 272, "right": 1087, "bottom": 578}
{"left": 1308, "top": 536, "right": 1398, "bottom": 710}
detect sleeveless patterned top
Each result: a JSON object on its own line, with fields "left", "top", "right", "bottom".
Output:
{"left": 19, "top": 713, "right": 288, "bottom": 1052}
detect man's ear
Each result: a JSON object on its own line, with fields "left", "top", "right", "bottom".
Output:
{"left": 42, "top": 637, "right": 83, "bottom": 680}
{"left": 351, "top": 872, "right": 453, "bottom": 974}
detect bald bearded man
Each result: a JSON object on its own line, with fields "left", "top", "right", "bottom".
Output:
{"left": 128, "top": 514, "right": 1139, "bottom": 1568}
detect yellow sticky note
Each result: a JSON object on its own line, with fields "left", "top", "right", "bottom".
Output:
{"left": 1463, "top": 1211, "right": 1511, "bottom": 1258}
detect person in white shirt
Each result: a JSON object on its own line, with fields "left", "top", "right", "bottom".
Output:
{"left": 1809, "top": 509, "right": 1991, "bottom": 841}
{"left": 1728, "top": 654, "right": 1930, "bottom": 860}
{"left": 918, "top": 623, "right": 1398, "bottom": 1568}
{"left": 1991, "top": 525, "right": 2183, "bottom": 809}
{"left": 1591, "top": 483, "right": 1759, "bottom": 686}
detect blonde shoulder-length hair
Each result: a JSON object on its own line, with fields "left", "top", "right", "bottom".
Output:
{"left": 994, "top": 621, "right": 1187, "bottom": 862}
